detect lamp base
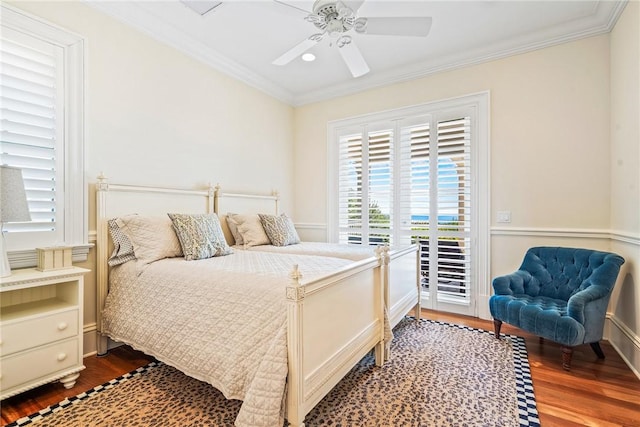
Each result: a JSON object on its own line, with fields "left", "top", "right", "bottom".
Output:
{"left": 1, "top": 231, "right": 12, "bottom": 278}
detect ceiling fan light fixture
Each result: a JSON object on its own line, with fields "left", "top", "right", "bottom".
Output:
{"left": 302, "top": 53, "right": 316, "bottom": 62}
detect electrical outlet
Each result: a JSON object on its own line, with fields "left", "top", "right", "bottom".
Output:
{"left": 497, "top": 211, "right": 511, "bottom": 223}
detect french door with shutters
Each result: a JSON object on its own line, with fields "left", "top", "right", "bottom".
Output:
{"left": 329, "top": 95, "right": 488, "bottom": 317}
{"left": 400, "top": 111, "right": 474, "bottom": 316}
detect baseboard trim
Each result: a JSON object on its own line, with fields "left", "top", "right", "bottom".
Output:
{"left": 606, "top": 313, "right": 640, "bottom": 380}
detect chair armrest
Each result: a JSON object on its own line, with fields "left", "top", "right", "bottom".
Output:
{"left": 567, "top": 283, "right": 611, "bottom": 324}
{"left": 492, "top": 270, "right": 530, "bottom": 295}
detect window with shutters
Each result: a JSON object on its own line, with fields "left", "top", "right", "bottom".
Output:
{"left": 1, "top": 6, "right": 86, "bottom": 265}
{"left": 328, "top": 93, "right": 489, "bottom": 316}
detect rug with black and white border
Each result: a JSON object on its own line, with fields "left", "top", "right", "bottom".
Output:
{"left": 6, "top": 318, "right": 540, "bottom": 427}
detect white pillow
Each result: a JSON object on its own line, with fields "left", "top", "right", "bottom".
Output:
{"left": 225, "top": 213, "right": 244, "bottom": 246}
{"left": 233, "top": 214, "right": 270, "bottom": 247}
{"left": 115, "top": 215, "right": 183, "bottom": 266}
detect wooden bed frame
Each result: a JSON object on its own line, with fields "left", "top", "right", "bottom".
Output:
{"left": 95, "top": 176, "right": 419, "bottom": 426}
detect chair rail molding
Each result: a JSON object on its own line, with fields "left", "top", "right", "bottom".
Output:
{"left": 491, "top": 226, "right": 640, "bottom": 246}
{"left": 293, "top": 222, "right": 327, "bottom": 230}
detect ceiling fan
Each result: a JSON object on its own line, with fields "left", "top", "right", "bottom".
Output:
{"left": 272, "top": 0, "right": 432, "bottom": 78}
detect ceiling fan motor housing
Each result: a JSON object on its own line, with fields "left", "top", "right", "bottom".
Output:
{"left": 310, "top": 0, "right": 355, "bottom": 34}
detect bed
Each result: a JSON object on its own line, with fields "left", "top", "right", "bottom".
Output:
{"left": 95, "top": 176, "right": 419, "bottom": 427}
{"left": 214, "top": 186, "right": 421, "bottom": 329}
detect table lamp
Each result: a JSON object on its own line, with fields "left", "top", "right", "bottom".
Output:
{"left": 1, "top": 166, "right": 32, "bottom": 277}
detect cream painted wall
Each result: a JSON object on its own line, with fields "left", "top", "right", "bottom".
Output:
{"left": 10, "top": 1, "right": 295, "bottom": 210}
{"left": 8, "top": 1, "right": 295, "bottom": 355}
{"left": 609, "top": 0, "right": 640, "bottom": 374}
{"left": 294, "top": 35, "right": 611, "bottom": 239}
{"left": 293, "top": 35, "right": 611, "bottom": 233}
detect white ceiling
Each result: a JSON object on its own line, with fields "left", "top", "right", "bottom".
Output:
{"left": 86, "top": 0, "right": 626, "bottom": 106}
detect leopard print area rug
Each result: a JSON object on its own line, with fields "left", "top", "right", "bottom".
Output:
{"left": 8, "top": 318, "right": 539, "bottom": 427}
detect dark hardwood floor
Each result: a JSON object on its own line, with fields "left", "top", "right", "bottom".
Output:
{"left": 2, "top": 310, "right": 640, "bottom": 426}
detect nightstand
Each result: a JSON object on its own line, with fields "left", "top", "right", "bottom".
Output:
{"left": 0, "top": 266, "right": 89, "bottom": 400}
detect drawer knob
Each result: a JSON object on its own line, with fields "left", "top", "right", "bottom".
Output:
{"left": 57, "top": 322, "right": 68, "bottom": 331}
{"left": 57, "top": 353, "right": 67, "bottom": 361}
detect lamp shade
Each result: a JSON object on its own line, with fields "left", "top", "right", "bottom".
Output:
{"left": 0, "top": 166, "right": 31, "bottom": 223}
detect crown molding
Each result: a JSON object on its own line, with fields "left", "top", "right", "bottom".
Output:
{"left": 82, "top": 0, "right": 626, "bottom": 107}
{"left": 292, "top": 0, "right": 628, "bottom": 106}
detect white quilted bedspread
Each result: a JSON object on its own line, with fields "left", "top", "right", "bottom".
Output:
{"left": 102, "top": 251, "right": 353, "bottom": 427}
{"left": 237, "top": 241, "right": 378, "bottom": 261}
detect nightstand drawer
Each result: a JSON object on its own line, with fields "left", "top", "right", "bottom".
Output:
{"left": 1, "top": 310, "right": 79, "bottom": 356}
{"left": 0, "top": 338, "right": 79, "bottom": 392}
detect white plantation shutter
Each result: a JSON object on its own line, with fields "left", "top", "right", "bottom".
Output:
{"left": 337, "top": 125, "right": 393, "bottom": 246}
{"left": 399, "top": 116, "right": 430, "bottom": 238}
{"left": 1, "top": 31, "right": 63, "bottom": 238}
{"left": 338, "top": 131, "right": 364, "bottom": 244}
{"left": 367, "top": 127, "right": 392, "bottom": 245}
{"left": 434, "top": 117, "right": 471, "bottom": 299}
{"left": 398, "top": 115, "right": 472, "bottom": 301}
{"left": 337, "top": 113, "right": 473, "bottom": 302}
{"left": 1, "top": 8, "right": 86, "bottom": 264}
{"left": 330, "top": 94, "right": 488, "bottom": 316}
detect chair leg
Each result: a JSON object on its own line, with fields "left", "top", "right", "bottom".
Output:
{"left": 493, "top": 319, "right": 502, "bottom": 339}
{"left": 590, "top": 342, "right": 605, "bottom": 359}
{"left": 561, "top": 346, "right": 573, "bottom": 371}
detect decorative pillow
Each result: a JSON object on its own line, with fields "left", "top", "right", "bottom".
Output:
{"left": 107, "top": 217, "right": 136, "bottom": 266}
{"left": 168, "top": 213, "right": 233, "bottom": 260}
{"left": 236, "top": 214, "right": 270, "bottom": 247}
{"left": 115, "top": 215, "right": 183, "bottom": 266}
{"left": 259, "top": 213, "right": 300, "bottom": 247}
{"left": 225, "top": 213, "right": 244, "bottom": 246}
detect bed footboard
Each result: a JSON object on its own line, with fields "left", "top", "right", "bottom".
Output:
{"left": 286, "top": 256, "right": 385, "bottom": 427}
{"left": 386, "top": 244, "right": 420, "bottom": 328}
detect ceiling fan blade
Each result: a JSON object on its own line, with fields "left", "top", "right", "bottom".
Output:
{"left": 272, "top": 37, "right": 319, "bottom": 66}
{"left": 358, "top": 17, "right": 432, "bottom": 37}
{"left": 338, "top": 40, "right": 370, "bottom": 78}
{"left": 342, "top": 0, "right": 365, "bottom": 13}
{"left": 272, "top": 0, "right": 311, "bottom": 17}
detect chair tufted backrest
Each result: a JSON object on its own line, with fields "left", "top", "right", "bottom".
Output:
{"left": 518, "top": 247, "right": 625, "bottom": 301}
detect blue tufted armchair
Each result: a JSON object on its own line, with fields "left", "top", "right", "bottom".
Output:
{"left": 489, "top": 247, "right": 624, "bottom": 370}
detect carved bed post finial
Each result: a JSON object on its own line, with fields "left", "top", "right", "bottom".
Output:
{"left": 96, "top": 173, "right": 108, "bottom": 191}
{"left": 375, "top": 244, "right": 390, "bottom": 266}
{"left": 287, "top": 264, "right": 304, "bottom": 301}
